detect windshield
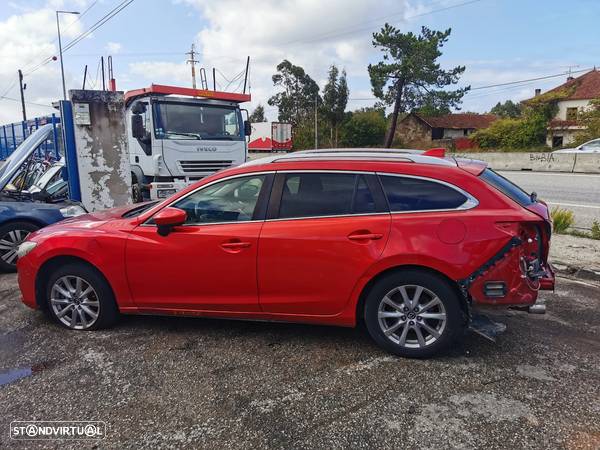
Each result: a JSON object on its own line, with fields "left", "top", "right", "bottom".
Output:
{"left": 581, "top": 139, "right": 600, "bottom": 149}
{"left": 153, "top": 102, "right": 242, "bottom": 141}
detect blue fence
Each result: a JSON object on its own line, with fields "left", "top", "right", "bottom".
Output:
{"left": 0, "top": 114, "right": 61, "bottom": 160}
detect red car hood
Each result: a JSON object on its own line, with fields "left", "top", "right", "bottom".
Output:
{"left": 44, "top": 204, "right": 141, "bottom": 232}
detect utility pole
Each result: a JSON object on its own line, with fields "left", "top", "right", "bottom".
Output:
{"left": 186, "top": 44, "right": 198, "bottom": 89}
{"left": 56, "top": 10, "right": 80, "bottom": 100}
{"left": 18, "top": 70, "right": 26, "bottom": 121}
{"left": 314, "top": 95, "right": 318, "bottom": 149}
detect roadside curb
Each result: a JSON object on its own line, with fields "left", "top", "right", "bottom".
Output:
{"left": 552, "top": 261, "right": 600, "bottom": 283}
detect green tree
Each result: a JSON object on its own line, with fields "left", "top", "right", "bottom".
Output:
{"left": 490, "top": 100, "right": 522, "bottom": 118}
{"left": 574, "top": 99, "right": 600, "bottom": 144}
{"left": 368, "top": 25, "right": 469, "bottom": 147}
{"left": 321, "top": 65, "right": 349, "bottom": 147}
{"left": 268, "top": 60, "right": 320, "bottom": 126}
{"left": 249, "top": 104, "right": 267, "bottom": 122}
{"left": 341, "top": 108, "right": 387, "bottom": 147}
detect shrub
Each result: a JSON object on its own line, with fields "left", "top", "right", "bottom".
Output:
{"left": 551, "top": 207, "right": 575, "bottom": 234}
{"left": 591, "top": 220, "right": 600, "bottom": 240}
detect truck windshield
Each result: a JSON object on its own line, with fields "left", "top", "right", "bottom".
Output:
{"left": 153, "top": 102, "right": 241, "bottom": 141}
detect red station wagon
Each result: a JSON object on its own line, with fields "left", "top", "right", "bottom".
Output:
{"left": 16, "top": 149, "right": 555, "bottom": 357}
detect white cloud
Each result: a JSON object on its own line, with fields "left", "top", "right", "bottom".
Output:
{"left": 105, "top": 41, "right": 122, "bottom": 54}
{"left": 0, "top": 4, "right": 85, "bottom": 122}
{"left": 127, "top": 61, "right": 190, "bottom": 86}
{"left": 177, "top": 0, "right": 410, "bottom": 120}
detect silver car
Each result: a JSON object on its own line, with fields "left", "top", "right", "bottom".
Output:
{"left": 553, "top": 138, "right": 600, "bottom": 153}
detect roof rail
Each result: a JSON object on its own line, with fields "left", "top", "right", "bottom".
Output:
{"left": 241, "top": 148, "right": 457, "bottom": 167}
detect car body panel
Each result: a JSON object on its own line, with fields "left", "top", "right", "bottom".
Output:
{"left": 552, "top": 138, "right": 600, "bottom": 153}
{"left": 125, "top": 221, "right": 263, "bottom": 311}
{"left": 257, "top": 213, "right": 391, "bottom": 315}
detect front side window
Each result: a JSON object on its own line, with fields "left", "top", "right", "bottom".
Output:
{"left": 380, "top": 175, "right": 469, "bottom": 212}
{"left": 278, "top": 173, "right": 376, "bottom": 219}
{"left": 153, "top": 102, "right": 242, "bottom": 141}
{"left": 172, "top": 175, "right": 265, "bottom": 224}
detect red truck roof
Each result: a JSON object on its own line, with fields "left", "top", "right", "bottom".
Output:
{"left": 124, "top": 84, "right": 251, "bottom": 105}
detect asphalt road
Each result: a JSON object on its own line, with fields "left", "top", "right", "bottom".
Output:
{"left": 1, "top": 273, "right": 599, "bottom": 449}
{"left": 498, "top": 171, "right": 600, "bottom": 230}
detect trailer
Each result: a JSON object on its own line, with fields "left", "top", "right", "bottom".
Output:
{"left": 248, "top": 122, "right": 292, "bottom": 152}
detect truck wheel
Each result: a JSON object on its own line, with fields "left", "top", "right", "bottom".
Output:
{"left": 46, "top": 263, "right": 119, "bottom": 330}
{"left": 132, "top": 182, "right": 143, "bottom": 203}
{"left": 0, "top": 221, "right": 39, "bottom": 272}
{"left": 364, "top": 270, "right": 463, "bottom": 358}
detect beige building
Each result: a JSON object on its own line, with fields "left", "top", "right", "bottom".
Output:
{"left": 532, "top": 69, "right": 600, "bottom": 148}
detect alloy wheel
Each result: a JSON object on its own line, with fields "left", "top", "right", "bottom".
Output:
{"left": 50, "top": 276, "right": 100, "bottom": 330}
{"left": 377, "top": 284, "right": 447, "bottom": 349}
{"left": 0, "top": 229, "right": 31, "bottom": 265}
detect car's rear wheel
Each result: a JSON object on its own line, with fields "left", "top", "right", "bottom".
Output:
{"left": 364, "top": 270, "right": 463, "bottom": 358}
{"left": 46, "top": 263, "right": 119, "bottom": 330}
{"left": 0, "top": 221, "right": 39, "bottom": 272}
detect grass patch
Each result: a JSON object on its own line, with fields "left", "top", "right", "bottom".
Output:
{"left": 551, "top": 207, "right": 575, "bottom": 234}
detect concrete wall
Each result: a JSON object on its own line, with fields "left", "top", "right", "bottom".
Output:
{"left": 452, "top": 152, "right": 600, "bottom": 174}
{"left": 69, "top": 90, "right": 132, "bottom": 211}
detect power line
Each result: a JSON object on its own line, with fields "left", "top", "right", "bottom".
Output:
{"left": 23, "top": 0, "right": 136, "bottom": 78}
{"left": 282, "top": 0, "right": 484, "bottom": 47}
{"left": 347, "top": 67, "right": 595, "bottom": 102}
{"left": 0, "top": 95, "right": 54, "bottom": 109}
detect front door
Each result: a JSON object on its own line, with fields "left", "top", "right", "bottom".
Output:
{"left": 126, "top": 173, "right": 272, "bottom": 312}
{"left": 258, "top": 172, "right": 391, "bottom": 316}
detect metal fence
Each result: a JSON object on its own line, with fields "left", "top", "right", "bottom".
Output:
{"left": 0, "top": 114, "right": 61, "bottom": 160}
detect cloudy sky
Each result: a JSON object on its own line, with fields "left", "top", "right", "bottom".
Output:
{"left": 0, "top": 0, "right": 598, "bottom": 123}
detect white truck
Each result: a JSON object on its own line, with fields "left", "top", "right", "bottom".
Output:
{"left": 248, "top": 122, "right": 292, "bottom": 152}
{"left": 125, "top": 84, "right": 251, "bottom": 201}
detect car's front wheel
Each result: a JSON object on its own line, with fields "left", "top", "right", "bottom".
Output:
{"left": 0, "top": 221, "right": 39, "bottom": 272}
{"left": 46, "top": 263, "right": 119, "bottom": 330}
{"left": 364, "top": 270, "right": 463, "bottom": 358}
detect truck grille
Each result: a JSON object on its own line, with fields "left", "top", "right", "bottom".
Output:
{"left": 178, "top": 160, "right": 233, "bottom": 173}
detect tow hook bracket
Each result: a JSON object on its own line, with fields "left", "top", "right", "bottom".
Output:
{"left": 469, "top": 313, "right": 507, "bottom": 342}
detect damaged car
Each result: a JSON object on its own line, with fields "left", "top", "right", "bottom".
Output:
{"left": 0, "top": 124, "right": 85, "bottom": 271}
{"left": 16, "top": 149, "right": 554, "bottom": 357}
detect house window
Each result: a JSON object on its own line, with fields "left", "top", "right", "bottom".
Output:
{"left": 566, "top": 107, "right": 578, "bottom": 121}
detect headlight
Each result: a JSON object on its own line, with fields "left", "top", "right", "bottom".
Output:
{"left": 59, "top": 205, "right": 86, "bottom": 218}
{"left": 16, "top": 241, "right": 37, "bottom": 258}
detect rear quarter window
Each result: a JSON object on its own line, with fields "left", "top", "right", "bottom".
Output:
{"left": 479, "top": 168, "right": 533, "bottom": 207}
{"left": 379, "top": 175, "right": 469, "bottom": 212}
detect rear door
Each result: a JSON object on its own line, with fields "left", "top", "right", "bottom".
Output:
{"left": 257, "top": 171, "right": 391, "bottom": 316}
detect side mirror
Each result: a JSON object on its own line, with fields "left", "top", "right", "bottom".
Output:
{"left": 244, "top": 120, "right": 252, "bottom": 136}
{"left": 131, "top": 114, "right": 145, "bottom": 139}
{"left": 153, "top": 207, "right": 187, "bottom": 236}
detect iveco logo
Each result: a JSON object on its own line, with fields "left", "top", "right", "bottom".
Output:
{"left": 196, "top": 147, "right": 218, "bottom": 152}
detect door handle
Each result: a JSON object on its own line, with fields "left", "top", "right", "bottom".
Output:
{"left": 220, "top": 241, "right": 251, "bottom": 250}
{"left": 347, "top": 232, "right": 383, "bottom": 241}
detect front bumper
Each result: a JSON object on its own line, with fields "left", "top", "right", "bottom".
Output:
{"left": 16, "top": 255, "right": 38, "bottom": 309}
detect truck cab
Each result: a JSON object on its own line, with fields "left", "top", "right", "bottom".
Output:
{"left": 125, "top": 85, "right": 251, "bottom": 201}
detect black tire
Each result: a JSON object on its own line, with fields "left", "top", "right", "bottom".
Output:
{"left": 0, "top": 221, "right": 40, "bottom": 272}
{"left": 364, "top": 270, "right": 463, "bottom": 358}
{"left": 45, "top": 263, "right": 119, "bottom": 331}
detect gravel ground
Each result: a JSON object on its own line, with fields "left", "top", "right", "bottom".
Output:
{"left": 0, "top": 271, "right": 599, "bottom": 449}
{"left": 551, "top": 234, "right": 600, "bottom": 275}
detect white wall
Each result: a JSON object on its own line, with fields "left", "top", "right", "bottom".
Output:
{"left": 443, "top": 128, "right": 467, "bottom": 138}
{"left": 555, "top": 99, "right": 590, "bottom": 120}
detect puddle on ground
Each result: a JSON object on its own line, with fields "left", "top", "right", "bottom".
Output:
{"left": 0, "top": 361, "right": 56, "bottom": 387}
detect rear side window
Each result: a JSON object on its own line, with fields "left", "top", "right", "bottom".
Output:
{"left": 380, "top": 175, "right": 468, "bottom": 212}
{"left": 479, "top": 168, "right": 533, "bottom": 206}
{"left": 278, "top": 173, "right": 376, "bottom": 219}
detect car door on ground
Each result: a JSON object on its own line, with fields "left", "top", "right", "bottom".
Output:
{"left": 125, "top": 173, "right": 273, "bottom": 311}
{"left": 257, "top": 171, "right": 391, "bottom": 316}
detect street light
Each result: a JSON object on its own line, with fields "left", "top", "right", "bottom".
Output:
{"left": 56, "top": 10, "right": 80, "bottom": 100}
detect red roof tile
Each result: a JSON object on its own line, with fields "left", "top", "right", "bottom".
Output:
{"left": 535, "top": 69, "right": 600, "bottom": 101}
{"left": 415, "top": 113, "right": 498, "bottom": 129}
